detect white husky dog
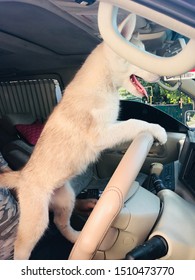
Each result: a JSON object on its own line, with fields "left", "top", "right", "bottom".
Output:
{"left": 0, "top": 14, "right": 167, "bottom": 259}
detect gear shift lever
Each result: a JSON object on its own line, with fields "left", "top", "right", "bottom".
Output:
{"left": 150, "top": 162, "right": 163, "bottom": 176}
{"left": 143, "top": 162, "right": 166, "bottom": 194}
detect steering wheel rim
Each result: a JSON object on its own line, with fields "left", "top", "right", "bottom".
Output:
{"left": 69, "top": 132, "right": 154, "bottom": 260}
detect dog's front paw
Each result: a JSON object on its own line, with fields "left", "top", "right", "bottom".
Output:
{"left": 149, "top": 124, "right": 167, "bottom": 145}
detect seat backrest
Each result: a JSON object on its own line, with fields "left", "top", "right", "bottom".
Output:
{"left": 0, "top": 120, "right": 18, "bottom": 150}
{"left": 2, "top": 140, "right": 33, "bottom": 170}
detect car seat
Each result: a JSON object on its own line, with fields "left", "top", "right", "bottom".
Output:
{"left": 0, "top": 113, "right": 36, "bottom": 170}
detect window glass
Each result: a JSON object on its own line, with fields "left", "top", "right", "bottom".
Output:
{"left": 0, "top": 78, "right": 62, "bottom": 122}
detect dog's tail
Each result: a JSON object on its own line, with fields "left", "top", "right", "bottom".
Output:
{"left": 0, "top": 171, "right": 20, "bottom": 189}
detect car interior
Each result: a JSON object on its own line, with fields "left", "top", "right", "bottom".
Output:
{"left": 0, "top": 0, "right": 195, "bottom": 260}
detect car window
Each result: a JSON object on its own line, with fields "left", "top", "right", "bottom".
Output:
{"left": 0, "top": 77, "right": 62, "bottom": 122}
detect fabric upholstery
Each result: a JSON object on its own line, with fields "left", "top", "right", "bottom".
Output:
{"left": 15, "top": 121, "right": 44, "bottom": 145}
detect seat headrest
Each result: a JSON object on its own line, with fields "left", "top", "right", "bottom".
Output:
{"left": 2, "top": 113, "right": 36, "bottom": 125}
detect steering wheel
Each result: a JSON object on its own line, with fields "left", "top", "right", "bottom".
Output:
{"left": 69, "top": 132, "right": 154, "bottom": 260}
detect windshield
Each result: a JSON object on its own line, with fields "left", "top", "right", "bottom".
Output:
{"left": 119, "top": 81, "right": 194, "bottom": 126}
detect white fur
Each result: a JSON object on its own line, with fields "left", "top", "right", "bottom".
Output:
{"left": 0, "top": 14, "right": 167, "bottom": 259}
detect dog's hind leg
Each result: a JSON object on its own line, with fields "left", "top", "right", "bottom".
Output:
{"left": 14, "top": 189, "right": 50, "bottom": 260}
{"left": 50, "top": 182, "right": 80, "bottom": 244}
